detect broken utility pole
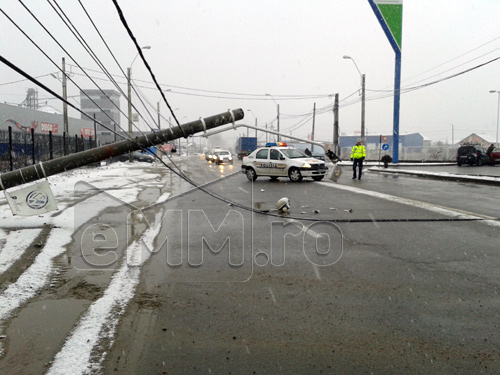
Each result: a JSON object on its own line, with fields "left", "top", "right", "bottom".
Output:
{"left": 0, "top": 109, "right": 244, "bottom": 191}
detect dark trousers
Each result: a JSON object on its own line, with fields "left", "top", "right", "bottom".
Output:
{"left": 353, "top": 158, "right": 363, "bottom": 179}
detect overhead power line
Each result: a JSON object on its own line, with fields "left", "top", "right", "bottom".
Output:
{"left": 111, "top": 0, "right": 185, "bottom": 137}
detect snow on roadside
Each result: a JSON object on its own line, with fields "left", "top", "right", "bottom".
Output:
{"left": 0, "top": 228, "right": 42, "bottom": 275}
{"left": 0, "top": 163, "right": 159, "bottom": 355}
{"left": 0, "top": 227, "right": 72, "bottom": 319}
{"left": 46, "top": 211, "right": 164, "bottom": 375}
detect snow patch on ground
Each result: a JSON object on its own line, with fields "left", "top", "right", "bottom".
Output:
{"left": 0, "top": 228, "right": 72, "bottom": 321}
{"left": 0, "top": 164, "right": 152, "bottom": 356}
{"left": 47, "top": 211, "right": 163, "bottom": 375}
{"left": 0, "top": 228, "right": 43, "bottom": 275}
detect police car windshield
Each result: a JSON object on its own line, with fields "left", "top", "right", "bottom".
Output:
{"left": 217, "top": 151, "right": 230, "bottom": 156}
{"left": 280, "top": 148, "right": 307, "bottom": 159}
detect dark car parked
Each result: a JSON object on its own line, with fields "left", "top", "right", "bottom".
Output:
{"left": 456, "top": 145, "right": 491, "bottom": 166}
{"left": 109, "top": 150, "right": 155, "bottom": 164}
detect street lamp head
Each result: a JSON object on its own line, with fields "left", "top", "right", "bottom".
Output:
{"left": 490, "top": 90, "right": 498, "bottom": 93}
{"left": 141, "top": 46, "right": 151, "bottom": 50}
{"left": 343, "top": 55, "right": 362, "bottom": 76}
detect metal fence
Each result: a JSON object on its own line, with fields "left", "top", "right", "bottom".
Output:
{"left": 340, "top": 145, "right": 460, "bottom": 162}
{"left": 0, "top": 126, "right": 95, "bottom": 173}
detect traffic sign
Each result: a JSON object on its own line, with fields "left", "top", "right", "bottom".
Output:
{"left": 382, "top": 143, "right": 389, "bottom": 150}
{"left": 382, "top": 136, "right": 388, "bottom": 143}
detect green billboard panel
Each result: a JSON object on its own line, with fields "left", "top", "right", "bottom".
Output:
{"left": 374, "top": 0, "right": 403, "bottom": 51}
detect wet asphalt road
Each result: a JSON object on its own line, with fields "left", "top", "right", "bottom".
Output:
{"left": 1, "top": 156, "right": 498, "bottom": 374}
{"left": 102, "top": 158, "right": 500, "bottom": 375}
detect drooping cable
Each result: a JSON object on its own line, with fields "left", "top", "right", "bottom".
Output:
{"left": 9, "top": 2, "right": 130, "bottom": 138}
{"left": 47, "top": 0, "right": 160, "bottom": 143}
{"left": 111, "top": 0, "right": 186, "bottom": 137}
{"left": 72, "top": 0, "right": 187, "bottom": 175}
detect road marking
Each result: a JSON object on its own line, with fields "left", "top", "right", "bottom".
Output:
{"left": 319, "top": 182, "right": 500, "bottom": 227}
{"left": 238, "top": 187, "right": 250, "bottom": 194}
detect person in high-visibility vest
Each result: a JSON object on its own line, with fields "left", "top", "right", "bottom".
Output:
{"left": 350, "top": 139, "right": 366, "bottom": 180}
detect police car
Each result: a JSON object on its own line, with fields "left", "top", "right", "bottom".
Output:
{"left": 241, "top": 142, "right": 328, "bottom": 182}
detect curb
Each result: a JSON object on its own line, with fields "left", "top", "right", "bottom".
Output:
{"left": 367, "top": 167, "right": 500, "bottom": 186}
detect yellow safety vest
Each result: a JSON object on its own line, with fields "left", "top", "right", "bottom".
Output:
{"left": 351, "top": 145, "right": 366, "bottom": 159}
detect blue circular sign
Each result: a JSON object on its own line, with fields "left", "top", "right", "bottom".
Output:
{"left": 382, "top": 144, "right": 389, "bottom": 150}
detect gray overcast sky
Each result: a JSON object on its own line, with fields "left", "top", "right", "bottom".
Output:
{"left": 1, "top": 0, "right": 500, "bottom": 144}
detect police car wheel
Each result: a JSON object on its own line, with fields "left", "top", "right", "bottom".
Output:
{"left": 288, "top": 167, "right": 303, "bottom": 182}
{"left": 312, "top": 176, "right": 324, "bottom": 181}
{"left": 246, "top": 168, "right": 257, "bottom": 181}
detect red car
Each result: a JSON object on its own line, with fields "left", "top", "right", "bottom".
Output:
{"left": 490, "top": 147, "right": 500, "bottom": 164}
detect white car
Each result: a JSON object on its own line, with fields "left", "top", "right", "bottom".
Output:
{"left": 241, "top": 143, "right": 328, "bottom": 182}
{"left": 213, "top": 150, "right": 233, "bottom": 165}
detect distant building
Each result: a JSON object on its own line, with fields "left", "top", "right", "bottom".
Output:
{"left": 0, "top": 102, "right": 93, "bottom": 137}
{"left": 37, "top": 104, "right": 62, "bottom": 115}
{"left": 339, "top": 133, "right": 425, "bottom": 148}
{"left": 80, "top": 89, "right": 121, "bottom": 143}
{"left": 459, "top": 133, "right": 492, "bottom": 147}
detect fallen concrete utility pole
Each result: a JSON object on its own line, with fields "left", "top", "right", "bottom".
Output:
{"left": 0, "top": 109, "right": 244, "bottom": 191}
{"left": 205, "top": 123, "right": 327, "bottom": 151}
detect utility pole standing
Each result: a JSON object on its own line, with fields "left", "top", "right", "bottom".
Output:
{"left": 333, "top": 93, "right": 339, "bottom": 155}
{"left": 277, "top": 104, "right": 280, "bottom": 142}
{"left": 157, "top": 102, "right": 161, "bottom": 130}
{"left": 127, "top": 67, "right": 132, "bottom": 161}
{"left": 361, "top": 73, "right": 366, "bottom": 142}
{"left": 311, "top": 102, "right": 316, "bottom": 152}
{"left": 62, "top": 57, "right": 68, "bottom": 155}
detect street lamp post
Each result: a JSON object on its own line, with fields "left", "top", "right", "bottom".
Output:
{"left": 343, "top": 55, "right": 365, "bottom": 142}
{"left": 128, "top": 46, "right": 151, "bottom": 138}
{"left": 128, "top": 46, "right": 151, "bottom": 161}
{"left": 265, "top": 94, "right": 279, "bottom": 141}
{"left": 247, "top": 109, "right": 258, "bottom": 138}
{"left": 489, "top": 90, "right": 500, "bottom": 146}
